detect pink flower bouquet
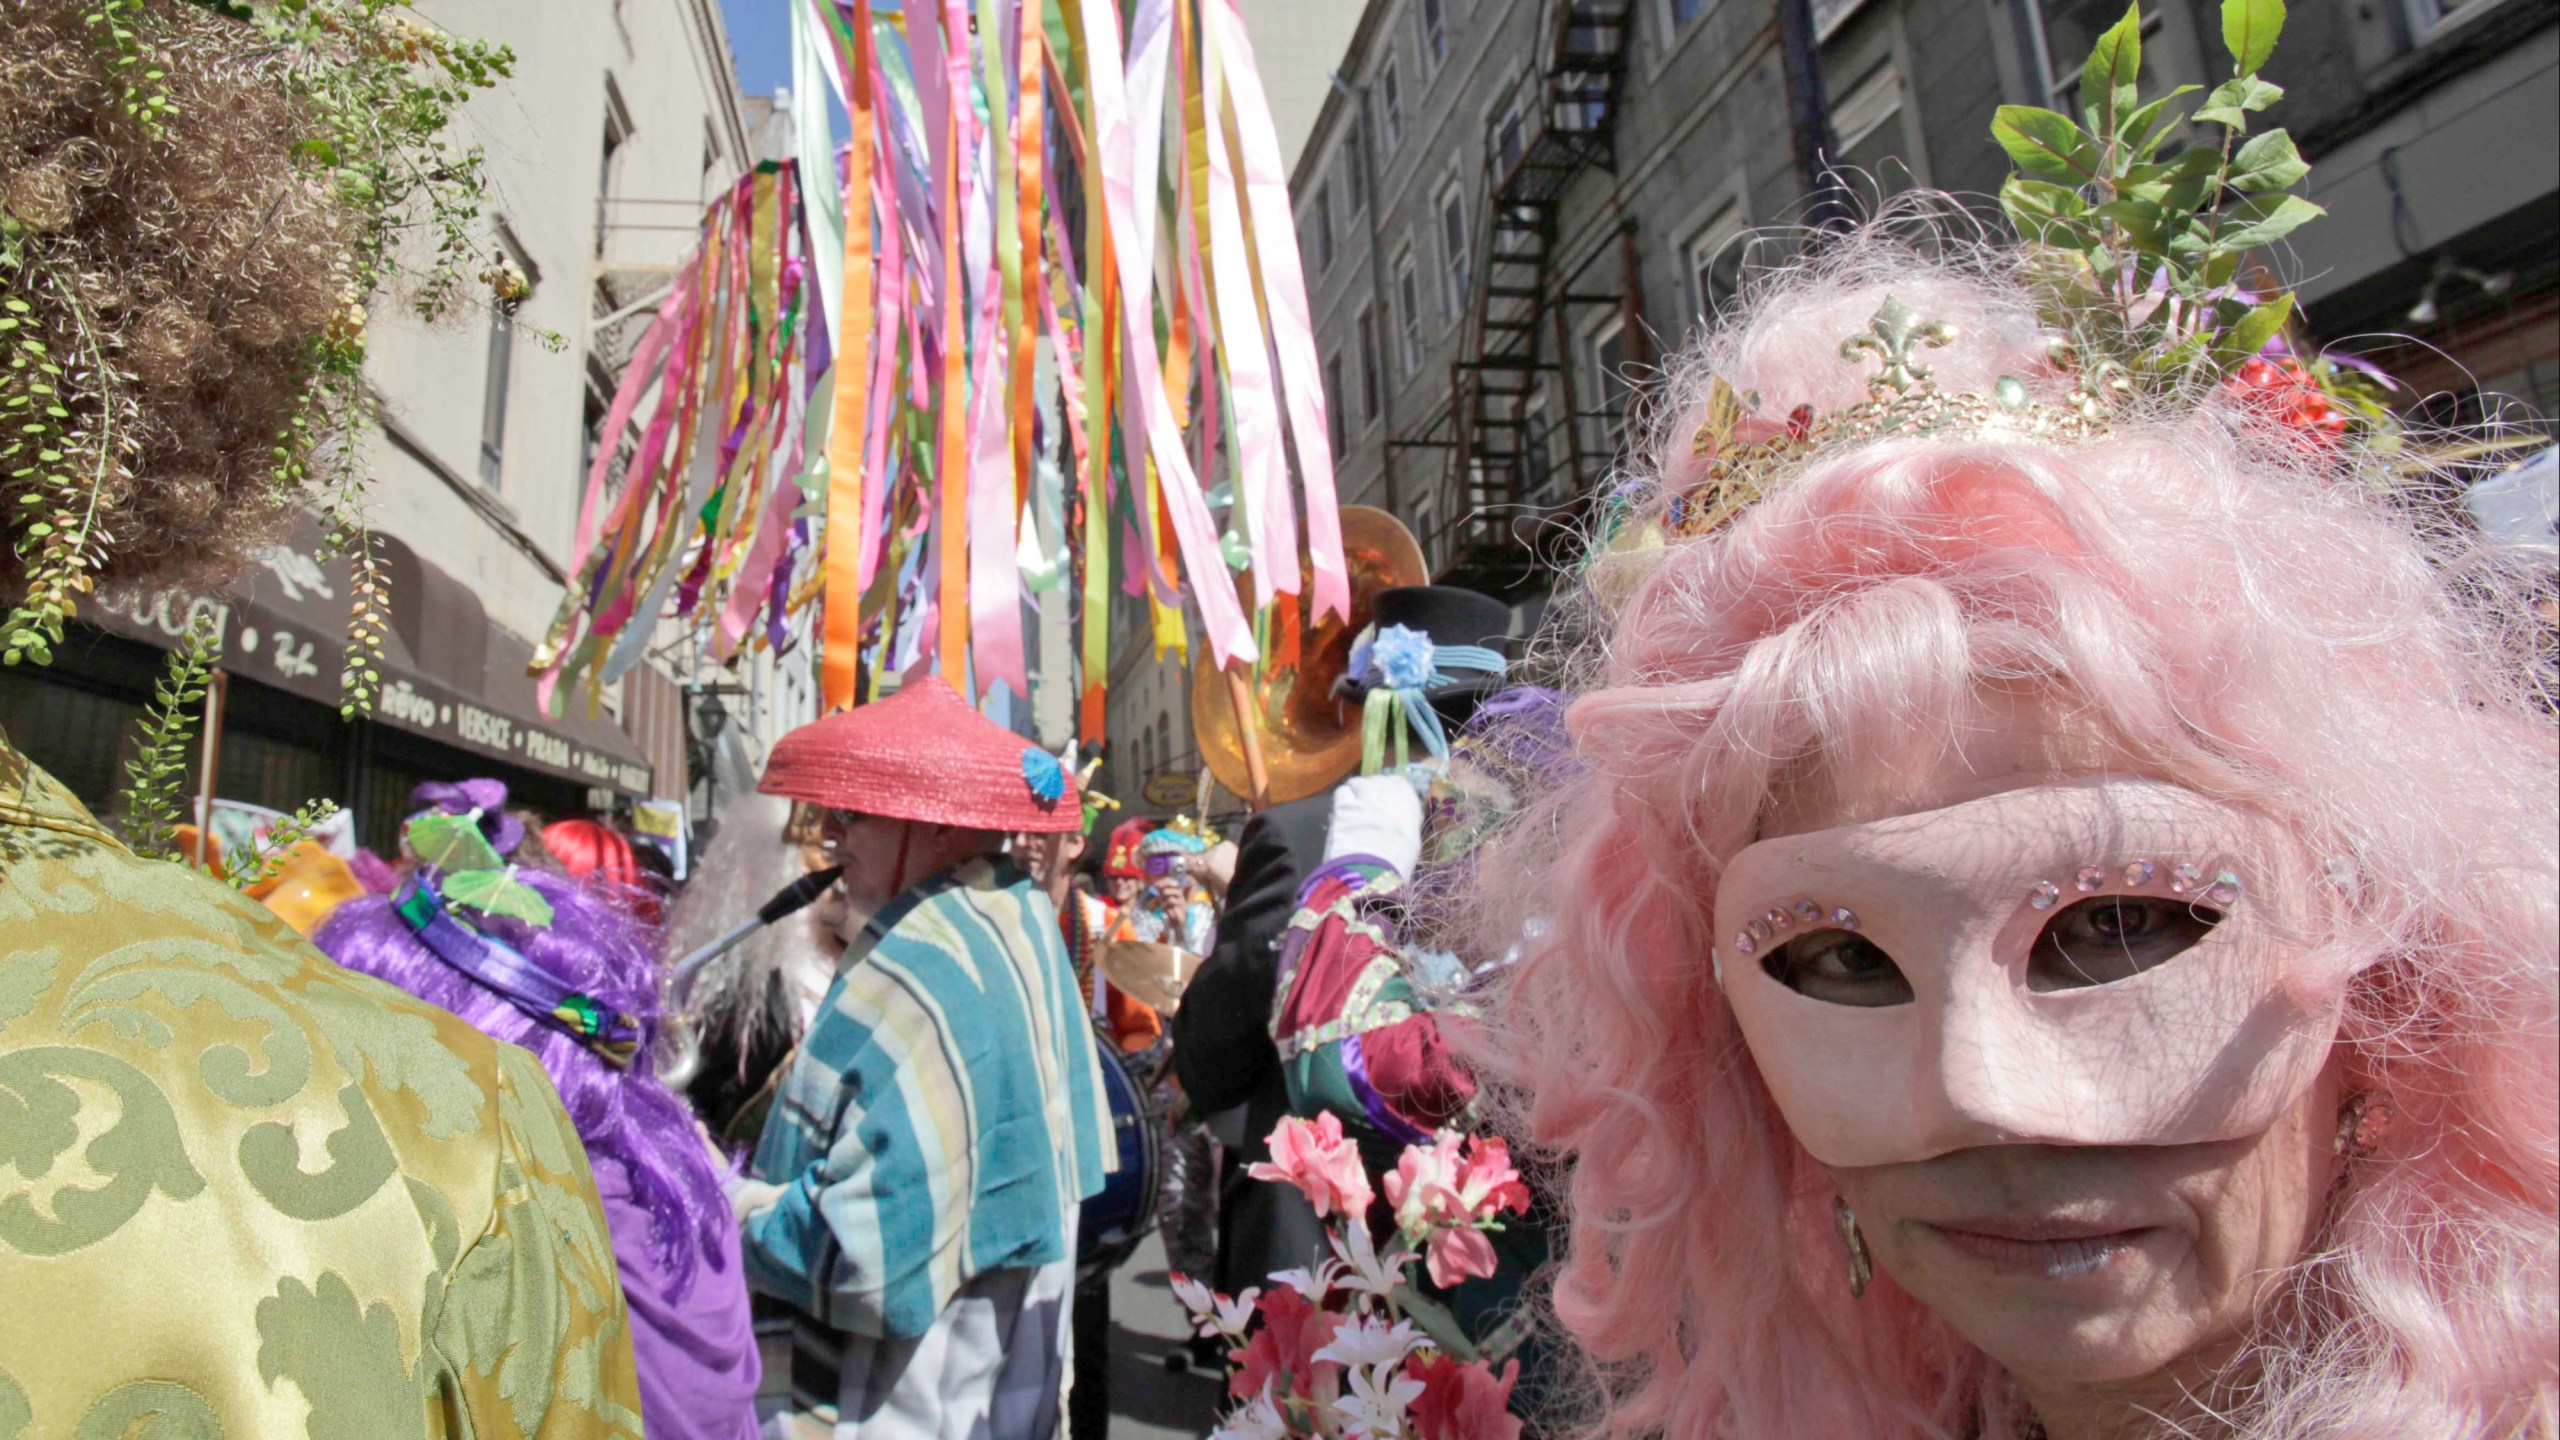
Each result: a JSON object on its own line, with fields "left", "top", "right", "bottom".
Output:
{"left": 1182, "top": 1116, "right": 1532, "bottom": 1440}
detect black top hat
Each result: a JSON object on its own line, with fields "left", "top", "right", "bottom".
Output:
{"left": 1341, "top": 585, "right": 1515, "bottom": 725}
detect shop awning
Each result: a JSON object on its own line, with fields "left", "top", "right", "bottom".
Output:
{"left": 87, "top": 514, "right": 655, "bottom": 797}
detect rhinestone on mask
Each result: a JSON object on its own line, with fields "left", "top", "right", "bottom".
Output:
{"left": 2124, "top": 859, "right": 2157, "bottom": 887}
{"left": 1733, "top": 930, "right": 1757, "bottom": 957}
{"left": 1831, "top": 907, "right": 1860, "bottom": 931}
{"left": 2028, "top": 879, "right": 2062, "bottom": 910}
{"left": 1767, "top": 906, "right": 1795, "bottom": 933}
{"left": 2204, "top": 871, "right": 2242, "bottom": 907}
{"left": 1747, "top": 917, "right": 1774, "bottom": 945}
{"left": 1793, "top": 899, "right": 1822, "bottom": 924}
{"left": 2169, "top": 862, "right": 2204, "bottom": 894}
{"left": 2074, "top": 865, "right": 2105, "bottom": 892}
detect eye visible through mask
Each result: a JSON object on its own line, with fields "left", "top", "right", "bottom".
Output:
{"left": 1711, "top": 780, "right": 2335, "bottom": 1167}
{"left": 1763, "top": 928, "right": 1916, "bottom": 1007}
{"left": 1759, "top": 894, "right": 2226, "bottom": 1007}
{"left": 2028, "top": 894, "right": 2222, "bottom": 991}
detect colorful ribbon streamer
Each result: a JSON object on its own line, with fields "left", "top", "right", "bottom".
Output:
{"left": 535, "top": 0, "right": 1351, "bottom": 741}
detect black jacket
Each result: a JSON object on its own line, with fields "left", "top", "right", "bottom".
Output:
{"left": 1171, "top": 792, "right": 1331, "bottom": 1115}
{"left": 1171, "top": 791, "right": 1335, "bottom": 1293}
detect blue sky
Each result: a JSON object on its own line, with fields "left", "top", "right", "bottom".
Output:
{"left": 720, "top": 0, "right": 793, "bottom": 100}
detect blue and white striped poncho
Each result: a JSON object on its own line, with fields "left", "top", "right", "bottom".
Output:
{"left": 742, "top": 856, "right": 1114, "bottom": 1340}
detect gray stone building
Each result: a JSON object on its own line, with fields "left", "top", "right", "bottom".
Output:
{"left": 1292, "top": 0, "right": 2559, "bottom": 605}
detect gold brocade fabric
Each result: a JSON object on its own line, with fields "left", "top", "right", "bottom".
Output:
{"left": 0, "top": 733, "right": 643, "bottom": 1437}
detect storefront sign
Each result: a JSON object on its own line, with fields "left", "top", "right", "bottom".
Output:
{"left": 89, "top": 532, "right": 653, "bottom": 797}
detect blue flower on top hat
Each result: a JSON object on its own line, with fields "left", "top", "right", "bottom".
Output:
{"left": 1369, "top": 624, "right": 1438, "bottom": 690}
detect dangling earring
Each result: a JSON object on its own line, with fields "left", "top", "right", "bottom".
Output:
{"left": 2335, "top": 1090, "right": 2393, "bottom": 1159}
{"left": 1833, "top": 1195, "right": 1873, "bottom": 1299}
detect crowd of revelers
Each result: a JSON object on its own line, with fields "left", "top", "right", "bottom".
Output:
{"left": 4, "top": 3, "right": 2557, "bottom": 1438}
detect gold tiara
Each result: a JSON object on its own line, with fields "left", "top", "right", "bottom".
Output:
{"left": 1675, "top": 298, "right": 2123, "bottom": 538}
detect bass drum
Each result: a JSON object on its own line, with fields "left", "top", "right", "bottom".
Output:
{"left": 1077, "top": 1027, "right": 1163, "bottom": 1282}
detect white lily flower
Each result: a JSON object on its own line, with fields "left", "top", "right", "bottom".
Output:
{"left": 1211, "top": 1387, "right": 1294, "bottom": 1440}
{"left": 1328, "top": 1218, "right": 1415, "bottom": 1308}
{"left": 1170, "top": 1272, "right": 1219, "bottom": 1330}
{"left": 1312, "top": 1313, "right": 1425, "bottom": 1372}
{"left": 1270, "top": 1266, "right": 1332, "bottom": 1303}
{"left": 1209, "top": 1286, "right": 1262, "bottom": 1342}
{"left": 1332, "top": 1360, "right": 1426, "bottom": 1440}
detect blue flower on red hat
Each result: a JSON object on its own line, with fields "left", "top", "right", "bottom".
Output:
{"left": 1021, "top": 747, "right": 1066, "bottom": 806}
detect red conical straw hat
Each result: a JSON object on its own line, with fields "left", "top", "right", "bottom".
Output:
{"left": 759, "top": 678, "right": 1081, "bottom": 833}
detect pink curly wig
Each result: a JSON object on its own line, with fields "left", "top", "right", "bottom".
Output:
{"left": 1460, "top": 237, "right": 2558, "bottom": 1439}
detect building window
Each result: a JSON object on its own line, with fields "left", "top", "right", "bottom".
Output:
{"left": 1356, "top": 305, "right": 1384, "bottom": 426}
{"left": 1658, "top": 0, "right": 1714, "bottom": 40}
{"left": 2034, "top": 3, "right": 2198, "bottom": 113}
{"left": 1583, "top": 313, "right": 1633, "bottom": 455}
{"left": 1393, "top": 247, "right": 1424, "bottom": 376}
{"left": 1339, "top": 120, "right": 1367, "bottom": 215}
{"left": 1685, "top": 201, "right": 1747, "bottom": 334}
{"left": 1311, "top": 180, "right": 1334, "bottom": 272}
{"left": 2404, "top": 0, "right": 2488, "bottom": 38}
{"left": 1832, "top": 60, "right": 1913, "bottom": 192}
{"left": 1813, "top": 0, "right": 1866, "bottom": 36}
{"left": 700, "top": 119, "right": 725, "bottom": 203}
{"left": 1377, "top": 59, "right": 1404, "bottom": 154}
{"left": 1489, "top": 86, "right": 1526, "bottom": 180}
{"left": 1326, "top": 351, "right": 1349, "bottom": 458}
{"left": 1524, "top": 391, "right": 1564, "bottom": 497}
{"left": 1418, "top": 0, "right": 1448, "bottom": 69}
{"left": 597, "top": 81, "right": 633, "bottom": 260}
{"left": 479, "top": 236, "right": 530, "bottom": 492}
{"left": 1437, "top": 182, "right": 1470, "bottom": 319}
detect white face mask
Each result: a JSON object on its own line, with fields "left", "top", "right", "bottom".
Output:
{"left": 1714, "top": 780, "right": 2357, "bottom": 1169}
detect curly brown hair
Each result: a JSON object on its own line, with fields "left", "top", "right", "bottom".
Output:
{"left": 0, "top": 0, "right": 360, "bottom": 625}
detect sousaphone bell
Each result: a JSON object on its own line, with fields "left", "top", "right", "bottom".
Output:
{"left": 1193, "top": 505, "right": 1428, "bottom": 806}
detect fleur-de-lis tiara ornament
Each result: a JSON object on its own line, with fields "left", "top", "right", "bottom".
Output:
{"left": 1673, "top": 298, "right": 2117, "bottom": 540}
{"left": 1839, "top": 296, "right": 1959, "bottom": 397}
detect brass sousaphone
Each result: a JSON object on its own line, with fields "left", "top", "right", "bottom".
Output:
{"left": 1193, "top": 505, "right": 1428, "bottom": 806}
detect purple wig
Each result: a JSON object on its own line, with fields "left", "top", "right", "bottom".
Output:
{"left": 315, "top": 865, "right": 728, "bottom": 1300}
{"left": 408, "top": 777, "right": 527, "bottom": 857}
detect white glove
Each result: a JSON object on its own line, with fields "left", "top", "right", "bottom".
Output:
{"left": 1323, "top": 772, "right": 1425, "bottom": 879}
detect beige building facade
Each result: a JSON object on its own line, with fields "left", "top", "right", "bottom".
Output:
{"left": 0, "top": 0, "right": 824, "bottom": 853}
{"left": 365, "top": 0, "right": 821, "bottom": 825}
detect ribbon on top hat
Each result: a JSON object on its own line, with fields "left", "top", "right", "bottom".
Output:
{"left": 394, "top": 810, "right": 642, "bottom": 1069}
{"left": 1347, "top": 623, "right": 1510, "bottom": 775}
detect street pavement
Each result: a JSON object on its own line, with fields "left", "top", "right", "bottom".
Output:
{"left": 1095, "top": 1232, "right": 1227, "bottom": 1438}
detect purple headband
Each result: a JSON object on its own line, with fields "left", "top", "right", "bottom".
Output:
{"left": 392, "top": 873, "right": 641, "bottom": 1067}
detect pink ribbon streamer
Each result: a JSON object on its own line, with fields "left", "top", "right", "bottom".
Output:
{"left": 856, "top": 162, "right": 904, "bottom": 595}
{"left": 962, "top": 64, "right": 1028, "bottom": 703}
{"left": 1198, "top": 31, "right": 1295, "bottom": 606}
{"left": 1080, "top": 0, "right": 1255, "bottom": 667}
{"left": 1207, "top": 0, "right": 1348, "bottom": 623}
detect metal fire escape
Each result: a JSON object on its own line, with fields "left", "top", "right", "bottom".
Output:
{"left": 1404, "top": 0, "right": 1631, "bottom": 597}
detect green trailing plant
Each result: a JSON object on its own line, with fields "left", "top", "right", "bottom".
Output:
{"left": 0, "top": 0, "right": 517, "bottom": 713}
{"left": 1990, "top": 0, "right": 2318, "bottom": 397}
{"left": 85, "top": 0, "right": 178, "bottom": 136}
{"left": 0, "top": 262, "right": 114, "bottom": 667}
{"left": 322, "top": 488, "right": 390, "bottom": 716}
{"left": 119, "top": 613, "right": 220, "bottom": 861}
{"left": 225, "top": 797, "right": 342, "bottom": 890}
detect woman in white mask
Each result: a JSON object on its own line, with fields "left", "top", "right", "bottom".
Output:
{"left": 1458, "top": 233, "right": 2557, "bottom": 1440}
